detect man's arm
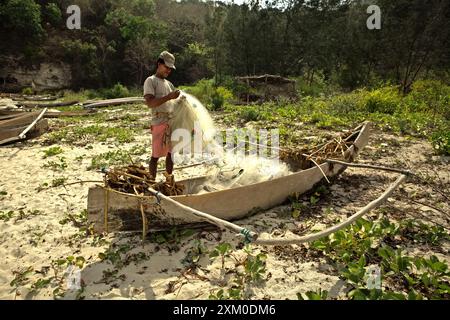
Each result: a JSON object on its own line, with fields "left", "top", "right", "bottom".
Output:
{"left": 144, "top": 90, "right": 180, "bottom": 108}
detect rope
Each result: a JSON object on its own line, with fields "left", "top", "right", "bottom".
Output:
{"left": 154, "top": 191, "right": 161, "bottom": 204}
{"left": 240, "top": 228, "right": 253, "bottom": 244}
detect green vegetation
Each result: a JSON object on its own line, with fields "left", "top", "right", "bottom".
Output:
{"left": 209, "top": 243, "right": 232, "bottom": 271}
{"left": 209, "top": 244, "right": 268, "bottom": 300}
{"left": 42, "top": 157, "right": 67, "bottom": 172}
{"left": 0, "top": 210, "right": 14, "bottom": 222}
{"left": 21, "top": 87, "right": 33, "bottom": 95}
{"left": 222, "top": 81, "right": 449, "bottom": 154}
{"left": 98, "top": 243, "right": 150, "bottom": 270}
{"left": 309, "top": 217, "right": 450, "bottom": 300}
{"left": 149, "top": 227, "right": 195, "bottom": 252}
{"left": 42, "top": 146, "right": 64, "bottom": 159}
{"left": 88, "top": 145, "right": 147, "bottom": 170}
{"left": 181, "top": 79, "right": 234, "bottom": 110}
{"left": 46, "top": 124, "right": 136, "bottom": 145}
{"left": 102, "top": 83, "right": 130, "bottom": 99}
{"left": 2, "top": 1, "right": 449, "bottom": 93}
{"left": 3, "top": 209, "right": 43, "bottom": 223}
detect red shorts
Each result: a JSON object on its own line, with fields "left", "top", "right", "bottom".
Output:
{"left": 151, "top": 123, "right": 171, "bottom": 158}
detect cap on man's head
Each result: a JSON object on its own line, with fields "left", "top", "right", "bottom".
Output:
{"left": 159, "top": 51, "right": 176, "bottom": 70}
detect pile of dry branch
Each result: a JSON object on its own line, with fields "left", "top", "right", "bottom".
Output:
{"left": 104, "top": 164, "right": 185, "bottom": 196}
{"left": 280, "top": 128, "right": 359, "bottom": 170}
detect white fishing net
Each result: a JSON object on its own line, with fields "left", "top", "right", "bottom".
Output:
{"left": 167, "top": 91, "right": 292, "bottom": 192}
{"left": 169, "top": 92, "right": 217, "bottom": 154}
{"left": 198, "top": 151, "right": 292, "bottom": 193}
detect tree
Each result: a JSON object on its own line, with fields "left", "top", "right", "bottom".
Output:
{"left": 0, "top": 0, "right": 45, "bottom": 55}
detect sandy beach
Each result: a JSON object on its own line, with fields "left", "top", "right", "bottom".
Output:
{"left": 0, "top": 107, "right": 449, "bottom": 300}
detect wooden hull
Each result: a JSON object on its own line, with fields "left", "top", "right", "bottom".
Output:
{"left": 88, "top": 122, "right": 371, "bottom": 233}
{"left": 0, "top": 111, "right": 49, "bottom": 145}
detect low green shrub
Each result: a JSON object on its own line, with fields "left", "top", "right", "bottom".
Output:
{"left": 431, "top": 129, "right": 450, "bottom": 155}
{"left": 102, "top": 83, "right": 130, "bottom": 99}
{"left": 363, "top": 87, "right": 401, "bottom": 114}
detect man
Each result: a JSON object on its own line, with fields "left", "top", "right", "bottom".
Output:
{"left": 143, "top": 51, "right": 181, "bottom": 180}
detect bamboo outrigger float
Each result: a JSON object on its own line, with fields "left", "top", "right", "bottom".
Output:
{"left": 88, "top": 122, "right": 372, "bottom": 236}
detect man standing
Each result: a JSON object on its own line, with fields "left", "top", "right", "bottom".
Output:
{"left": 144, "top": 51, "right": 180, "bottom": 180}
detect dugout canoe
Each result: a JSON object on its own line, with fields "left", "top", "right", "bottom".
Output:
{"left": 87, "top": 121, "right": 371, "bottom": 233}
{"left": 0, "top": 110, "right": 48, "bottom": 145}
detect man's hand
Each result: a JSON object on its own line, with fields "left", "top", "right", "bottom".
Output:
{"left": 167, "top": 90, "right": 180, "bottom": 100}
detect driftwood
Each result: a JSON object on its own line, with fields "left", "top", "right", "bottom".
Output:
{"left": 236, "top": 74, "right": 295, "bottom": 84}
{"left": 0, "top": 119, "right": 48, "bottom": 145}
{"left": 4, "top": 94, "right": 59, "bottom": 101}
{"left": 17, "top": 100, "right": 79, "bottom": 108}
{"left": 0, "top": 112, "right": 41, "bottom": 129}
{"left": 83, "top": 97, "right": 144, "bottom": 109}
{"left": 325, "top": 159, "right": 414, "bottom": 176}
{"left": 0, "top": 109, "right": 97, "bottom": 119}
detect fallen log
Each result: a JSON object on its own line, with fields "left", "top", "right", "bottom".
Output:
{"left": 16, "top": 100, "right": 79, "bottom": 108}
{"left": 0, "top": 109, "right": 97, "bottom": 119}
{"left": 5, "top": 94, "right": 59, "bottom": 101}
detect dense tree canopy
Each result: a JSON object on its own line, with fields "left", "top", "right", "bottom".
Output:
{"left": 0, "top": 0, "right": 449, "bottom": 91}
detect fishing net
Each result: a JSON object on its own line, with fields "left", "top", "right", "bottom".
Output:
{"left": 169, "top": 92, "right": 218, "bottom": 156}
{"left": 198, "top": 151, "right": 292, "bottom": 193}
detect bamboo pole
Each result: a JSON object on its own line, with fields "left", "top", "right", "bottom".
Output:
{"left": 146, "top": 186, "right": 258, "bottom": 241}
{"left": 18, "top": 108, "right": 47, "bottom": 139}
{"left": 325, "top": 159, "right": 414, "bottom": 176}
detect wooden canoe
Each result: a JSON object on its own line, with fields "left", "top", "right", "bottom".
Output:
{"left": 0, "top": 110, "right": 49, "bottom": 145}
{"left": 87, "top": 122, "right": 371, "bottom": 233}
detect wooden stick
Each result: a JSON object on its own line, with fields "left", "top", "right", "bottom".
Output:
{"left": 0, "top": 136, "right": 23, "bottom": 145}
{"left": 308, "top": 157, "right": 331, "bottom": 184}
{"left": 255, "top": 174, "right": 407, "bottom": 245}
{"left": 18, "top": 108, "right": 47, "bottom": 139}
{"left": 134, "top": 186, "right": 148, "bottom": 241}
{"left": 114, "top": 170, "right": 153, "bottom": 183}
{"left": 325, "top": 159, "right": 414, "bottom": 175}
{"left": 157, "top": 161, "right": 211, "bottom": 172}
{"left": 146, "top": 186, "right": 258, "bottom": 241}
{"left": 104, "top": 188, "right": 109, "bottom": 233}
